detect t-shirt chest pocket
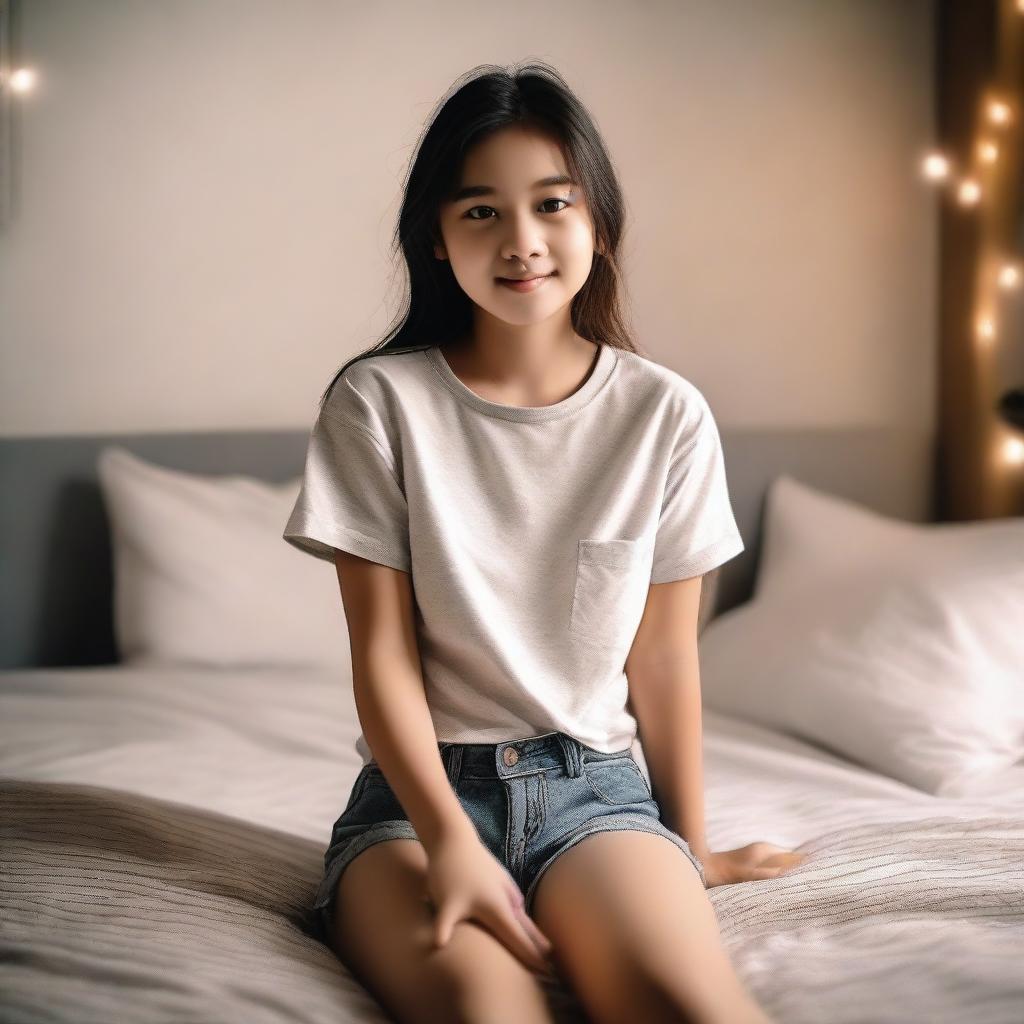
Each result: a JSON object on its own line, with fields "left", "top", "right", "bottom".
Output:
{"left": 569, "top": 538, "right": 651, "bottom": 650}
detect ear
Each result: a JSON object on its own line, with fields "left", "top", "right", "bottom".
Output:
{"left": 434, "top": 243, "right": 448, "bottom": 260}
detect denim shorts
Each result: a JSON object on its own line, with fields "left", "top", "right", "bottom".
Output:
{"left": 311, "top": 730, "right": 707, "bottom": 941}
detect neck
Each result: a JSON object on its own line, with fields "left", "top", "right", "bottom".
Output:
{"left": 443, "top": 320, "right": 599, "bottom": 408}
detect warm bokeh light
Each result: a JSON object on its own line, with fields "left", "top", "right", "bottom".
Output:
{"left": 1001, "top": 437, "right": 1024, "bottom": 467}
{"left": 957, "top": 179, "right": 982, "bottom": 204}
{"left": 976, "top": 316, "right": 996, "bottom": 342}
{"left": 978, "top": 140, "right": 999, "bottom": 163}
{"left": 987, "top": 99, "right": 1012, "bottom": 125}
{"left": 998, "top": 264, "right": 1021, "bottom": 289}
{"left": 921, "top": 152, "right": 950, "bottom": 180}
{"left": 9, "top": 68, "right": 37, "bottom": 94}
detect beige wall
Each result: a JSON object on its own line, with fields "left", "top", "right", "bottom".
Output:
{"left": 0, "top": 0, "right": 935, "bottom": 436}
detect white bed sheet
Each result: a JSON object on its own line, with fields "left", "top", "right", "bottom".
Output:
{"left": 2, "top": 664, "right": 1022, "bottom": 1023}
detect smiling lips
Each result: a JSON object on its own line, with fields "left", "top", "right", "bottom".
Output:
{"left": 496, "top": 272, "right": 555, "bottom": 292}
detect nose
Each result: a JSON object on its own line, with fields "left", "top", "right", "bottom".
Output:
{"left": 500, "top": 207, "right": 549, "bottom": 265}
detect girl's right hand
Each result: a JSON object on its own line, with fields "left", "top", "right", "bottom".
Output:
{"left": 425, "top": 831, "right": 555, "bottom": 977}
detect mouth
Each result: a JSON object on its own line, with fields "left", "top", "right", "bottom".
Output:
{"left": 495, "top": 272, "right": 556, "bottom": 292}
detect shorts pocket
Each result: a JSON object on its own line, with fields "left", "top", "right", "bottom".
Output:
{"left": 583, "top": 757, "right": 653, "bottom": 806}
{"left": 331, "top": 765, "right": 403, "bottom": 833}
{"left": 341, "top": 765, "right": 373, "bottom": 812}
{"left": 569, "top": 538, "right": 650, "bottom": 648}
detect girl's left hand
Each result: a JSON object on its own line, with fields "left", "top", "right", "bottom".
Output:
{"left": 699, "top": 842, "right": 806, "bottom": 888}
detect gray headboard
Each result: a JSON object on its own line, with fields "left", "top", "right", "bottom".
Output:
{"left": 0, "top": 426, "right": 936, "bottom": 670}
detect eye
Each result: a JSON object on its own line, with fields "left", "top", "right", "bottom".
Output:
{"left": 463, "top": 197, "right": 571, "bottom": 221}
{"left": 540, "top": 197, "right": 571, "bottom": 213}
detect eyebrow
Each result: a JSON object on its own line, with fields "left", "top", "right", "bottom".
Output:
{"left": 449, "top": 174, "right": 578, "bottom": 203}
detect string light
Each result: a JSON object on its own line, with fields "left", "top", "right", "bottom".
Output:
{"left": 987, "top": 99, "right": 1012, "bottom": 126}
{"left": 1002, "top": 437, "right": 1024, "bottom": 466}
{"left": 976, "top": 316, "right": 997, "bottom": 342}
{"left": 998, "top": 264, "right": 1021, "bottom": 289}
{"left": 9, "top": 68, "right": 36, "bottom": 94}
{"left": 918, "top": 18, "right": 1024, "bottom": 491}
{"left": 978, "top": 140, "right": 999, "bottom": 163}
{"left": 921, "top": 152, "right": 951, "bottom": 180}
{"left": 957, "top": 179, "right": 982, "bottom": 204}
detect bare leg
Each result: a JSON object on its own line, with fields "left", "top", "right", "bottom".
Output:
{"left": 532, "top": 830, "right": 775, "bottom": 1024}
{"left": 329, "top": 838, "right": 557, "bottom": 1024}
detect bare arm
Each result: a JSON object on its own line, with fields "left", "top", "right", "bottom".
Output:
{"left": 334, "top": 549, "right": 476, "bottom": 853}
{"left": 333, "top": 548, "right": 555, "bottom": 969}
{"left": 625, "top": 572, "right": 807, "bottom": 886}
{"left": 624, "top": 573, "right": 710, "bottom": 859}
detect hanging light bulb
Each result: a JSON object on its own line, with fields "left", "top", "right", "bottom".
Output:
{"left": 976, "top": 315, "right": 996, "bottom": 341}
{"left": 921, "top": 152, "right": 951, "bottom": 181}
{"left": 978, "top": 140, "right": 999, "bottom": 163}
{"left": 998, "top": 264, "right": 1021, "bottom": 289}
{"left": 958, "top": 179, "right": 982, "bottom": 204}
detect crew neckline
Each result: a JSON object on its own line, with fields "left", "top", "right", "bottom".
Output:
{"left": 423, "top": 342, "right": 617, "bottom": 422}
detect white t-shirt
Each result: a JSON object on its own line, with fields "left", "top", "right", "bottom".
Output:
{"left": 284, "top": 342, "right": 745, "bottom": 765}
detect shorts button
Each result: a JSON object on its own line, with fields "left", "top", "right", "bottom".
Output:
{"left": 503, "top": 747, "right": 519, "bottom": 767}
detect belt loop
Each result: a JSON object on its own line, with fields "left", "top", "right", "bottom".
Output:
{"left": 572, "top": 739, "right": 584, "bottom": 778}
{"left": 557, "top": 733, "right": 583, "bottom": 778}
{"left": 443, "top": 744, "right": 463, "bottom": 786}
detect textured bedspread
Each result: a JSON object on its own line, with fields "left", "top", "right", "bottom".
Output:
{"left": 2, "top": 665, "right": 1023, "bottom": 1023}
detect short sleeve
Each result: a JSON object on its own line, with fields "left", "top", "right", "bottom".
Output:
{"left": 283, "top": 399, "right": 411, "bottom": 574}
{"left": 650, "top": 390, "right": 744, "bottom": 584}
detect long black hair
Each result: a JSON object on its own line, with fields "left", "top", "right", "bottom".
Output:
{"left": 318, "top": 60, "right": 640, "bottom": 410}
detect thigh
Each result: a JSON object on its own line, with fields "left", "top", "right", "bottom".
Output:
{"left": 330, "top": 837, "right": 555, "bottom": 1024}
{"left": 530, "top": 830, "right": 748, "bottom": 1024}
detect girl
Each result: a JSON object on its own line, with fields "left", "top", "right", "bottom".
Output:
{"left": 285, "top": 61, "right": 803, "bottom": 1024}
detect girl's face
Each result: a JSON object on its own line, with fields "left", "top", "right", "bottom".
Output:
{"left": 434, "top": 126, "right": 598, "bottom": 327}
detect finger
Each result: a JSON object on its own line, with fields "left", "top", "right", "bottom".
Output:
{"left": 516, "top": 922, "right": 554, "bottom": 974}
{"left": 434, "top": 901, "right": 460, "bottom": 949}
{"left": 511, "top": 912, "right": 552, "bottom": 973}
{"left": 488, "top": 906, "right": 551, "bottom": 974}
{"left": 506, "top": 887, "right": 554, "bottom": 956}
{"left": 517, "top": 905, "right": 554, "bottom": 956}
{"left": 514, "top": 913, "right": 553, "bottom": 971}
{"left": 745, "top": 842, "right": 789, "bottom": 860}
{"left": 764, "top": 853, "right": 803, "bottom": 872}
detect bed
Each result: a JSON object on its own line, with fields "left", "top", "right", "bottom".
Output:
{"left": 2, "top": 421, "right": 1022, "bottom": 1024}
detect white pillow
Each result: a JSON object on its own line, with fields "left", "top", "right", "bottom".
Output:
{"left": 698, "top": 474, "right": 1024, "bottom": 796}
{"left": 97, "top": 446, "right": 351, "bottom": 669}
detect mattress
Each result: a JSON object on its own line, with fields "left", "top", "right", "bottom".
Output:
{"left": 2, "top": 664, "right": 1022, "bottom": 1023}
